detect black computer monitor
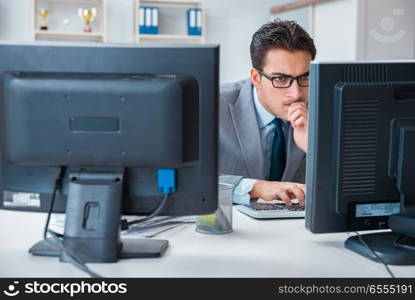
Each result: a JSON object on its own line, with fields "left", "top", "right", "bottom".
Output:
{"left": 305, "top": 61, "right": 415, "bottom": 265}
{"left": 0, "top": 43, "right": 219, "bottom": 263}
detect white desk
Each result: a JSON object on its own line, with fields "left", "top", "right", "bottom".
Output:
{"left": 1, "top": 209, "right": 414, "bottom": 277}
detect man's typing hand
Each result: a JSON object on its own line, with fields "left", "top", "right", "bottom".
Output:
{"left": 249, "top": 180, "right": 305, "bottom": 206}
{"left": 288, "top": 102, "right": 308, "bottom": 153}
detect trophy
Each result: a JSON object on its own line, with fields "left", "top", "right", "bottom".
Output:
{"left": 78, "top": 8, "right": 96, "bottom": 33}
{"left": 38, "top": 9, "right": 50, "bottom": 31}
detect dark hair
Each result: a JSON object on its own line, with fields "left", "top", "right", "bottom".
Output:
{"left": 250, "top": 19, "right": 316, "bottom": 71}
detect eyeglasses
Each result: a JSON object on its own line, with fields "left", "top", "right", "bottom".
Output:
{"left": 258, "top": 70, "right": 310, "bottom": 88}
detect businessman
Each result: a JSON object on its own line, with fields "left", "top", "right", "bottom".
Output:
{"left": 219, "top": 19, "right": 312, "bottom": 206}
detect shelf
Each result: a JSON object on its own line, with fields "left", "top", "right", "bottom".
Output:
{"left": 133, "top": 0, "right": 205, "bottom": 44}
{"left": 33, "top": 0, "right": 107, "bottom": 42}
{"left": 35, "top": 0, "right": 102, "bottom": 3}
{"left": 136, "top": 34, "right": 203, "bottom": 41}
{"left": 35, "top": 31, "right": 104, "bottom": 41}
{"left": 139, "top": 0, "right": 202, "bottom": 6}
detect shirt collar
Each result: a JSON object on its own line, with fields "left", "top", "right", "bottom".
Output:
{"left": 253, "top": 87, "right": 276, "bottom": 129}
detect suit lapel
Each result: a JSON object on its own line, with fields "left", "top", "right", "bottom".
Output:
{"left": 228, "top": 81, "right": 265, "bottom": 179}
{"left": 281, "top": 124, "right": 306, "bottom": 181}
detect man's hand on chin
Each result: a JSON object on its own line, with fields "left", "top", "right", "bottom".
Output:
{"left": 288, "top": 102, "right": 308, "bottom": 153}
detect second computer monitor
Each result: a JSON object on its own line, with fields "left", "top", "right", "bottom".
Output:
{"left": 305, "top": 61, "right": 415, "bottom": 265}
{"left": 0, "top": 43, "right": 219, "bottom": 262}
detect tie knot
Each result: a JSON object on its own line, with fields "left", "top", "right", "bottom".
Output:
{"left": 272, "top": 117, "right": 282, "bottom": 127}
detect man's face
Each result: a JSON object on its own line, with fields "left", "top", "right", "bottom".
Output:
{"left": 251, "top": 48, "right": 311, "bottom": 121}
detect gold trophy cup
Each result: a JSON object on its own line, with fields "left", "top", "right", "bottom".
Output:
{"left": 78, "top": 8, "right": 96, "bottom": 33}
{"left": 38, "top": 9, "right": 50, "bottom": 30}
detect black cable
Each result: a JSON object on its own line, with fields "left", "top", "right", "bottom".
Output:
{"left": 43, "top": 167, "right": 65, "bottom": 241}
{"left": 43, "top": 167, "right": 102, "bottom": 278}
{"left": 354, "top": 231, "right": 396, "bottom": 278}
{"left": 121, "top": 193, "right": 169, "bottom": 230}
{"left": 394, "top": 235, "right": 415, "bottom": 251}
{"left": 45, "top": 230, "right": 102, "bottom": 278}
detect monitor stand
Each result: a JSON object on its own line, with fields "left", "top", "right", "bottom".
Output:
{"left": 29, "top": 239, "right": 168, "bottom": 259}
{"left": 345, "top": 231, "right": 415, "bottom": 265}
{"left": 29, "top": 169, "right": 168, "bottom": 262}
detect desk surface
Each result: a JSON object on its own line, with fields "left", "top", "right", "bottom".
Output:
{"left": 1, "top": 208, "right": 414, "bottom": 278}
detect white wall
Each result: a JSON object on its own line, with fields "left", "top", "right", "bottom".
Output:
{"left": 0, "top": 0, "right": 309, "bottom": 84}
{"left": 310, "top": 0, "right": 415, "bottom": 61}
{"left": 0, "top": 0, "right": 33, "bottom": 41}
{"left": 312, "top": 0, "right": 359, "bottom": 61}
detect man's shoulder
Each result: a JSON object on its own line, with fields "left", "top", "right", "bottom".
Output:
{"left": 220, "top": 79, "right": 251, "bottom": 105}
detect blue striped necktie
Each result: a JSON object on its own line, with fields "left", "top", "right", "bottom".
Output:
{"left": 269, "top": 118, "right": 286, "bottom": 181}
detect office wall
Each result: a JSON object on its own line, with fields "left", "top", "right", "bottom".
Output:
{"left": 0, "top": 0, "right": 308, "bottom": 84}
{"left": 311, "top": 0, "right": 359, "bottom": 61}
{"left": 311, "top": 0, "right": 415, "bottom": 61}
{"left": 272, "top": 6, "right": 309, "bottom": 33}
{"left": 0, "top": 0, "right": 33, "bottom": 41}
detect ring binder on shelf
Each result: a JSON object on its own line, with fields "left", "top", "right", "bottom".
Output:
{"left": 139, "top": 6, "right": 159, "bottom": 34}
{"left": 187, "top": 8, "right": 202, "bottom": 36}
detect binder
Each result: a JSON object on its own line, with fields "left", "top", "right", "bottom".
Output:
{"left": 139, "top": 6, "right": 159, "bottom": 35}
{"left": 196, "top": 9, "right": 202, "bottom": 35}
{"left": 145, "top": 7, "right": 152, "bottom": 33}
{"left": 187, "top": 8, "right": 202, "bottom": 36}
{"left": 151, "top": 7, "right": 159, "bottom": 34}
{"left": 139, "top": 7, "right": 145, "bottom": 34}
